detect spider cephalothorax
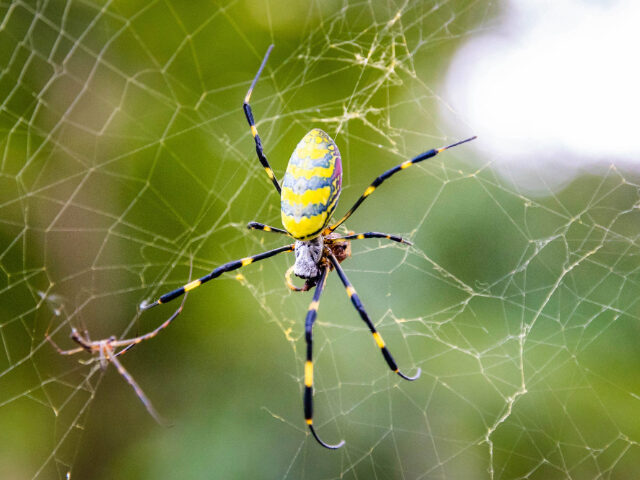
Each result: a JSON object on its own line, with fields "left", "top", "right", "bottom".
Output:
{"left": 293, "top": 236, "right": 324, "bottom": 279}
{"left": 135, "top": 44, "right": 475, "bottom": 450}
{"left": 289, "top": 233, "right": 353, "bottom": 291}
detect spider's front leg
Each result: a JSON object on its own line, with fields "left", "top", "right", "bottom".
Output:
{"left": 142, "top": 244, "right": 294, "bottom": 309}
{"left": 243, "top": 44, "right": 281, "bottom": 194}
{"left": 45, "top": 327, "right": 88, "bottom": 356}
{"left": 326, "top": 136, "right": 477, "bottom": 233}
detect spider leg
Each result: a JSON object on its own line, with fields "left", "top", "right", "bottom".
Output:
{"left": 326, "top": 136, "right": 476, "bottom": 233}
{"left": 111, "top": 295, "right": 188, "bottom": 356}
{"left": 247, "top": 221, "right": 290, "bottom": 236}
{"left": 142, "top": 244, "right": 294, "bottom": 310}
{"left": 113, "top": 343, "right": 135, "bottom": 357}
{"left": 328, "top": 253, "right": 421, "bottom": 381}
{"left": 334, "top": 231, "right": 413, "bottom": 245}
{"left": 243, "top": 44, "right": 281, "bottom": 194}
{"left": 45, "top": 332, "right": 85, "bottom": 356}
{"left": 103, "top": 344, "right": 168, "bottom": 426}
{"left": 303, "top": 265, "right": 345, "bottom": 449}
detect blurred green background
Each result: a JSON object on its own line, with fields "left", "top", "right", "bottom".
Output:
{"left": 1, "top": 1, "right": 639, "bottom": 479}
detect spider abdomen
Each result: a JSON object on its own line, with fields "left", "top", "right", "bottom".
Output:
{"left": 281, "top": 129, "right": 342, "bottom": 240}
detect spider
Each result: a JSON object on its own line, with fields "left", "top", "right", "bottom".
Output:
{"left": 46, "top": 298, "right": 186, "bottom": 426}
{"left": 138, "top": 45, "right": 476, "bottom": 449}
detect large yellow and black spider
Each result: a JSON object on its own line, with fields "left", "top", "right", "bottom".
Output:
{"left": 51, "top": 45, "right": 475, "bottom": 450}
{"left": 140, "top": 45, "right": 475, "bottom": 449}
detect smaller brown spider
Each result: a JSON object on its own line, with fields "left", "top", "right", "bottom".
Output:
{"left": 46, "top": 300, "right": 185, "bottom": 424}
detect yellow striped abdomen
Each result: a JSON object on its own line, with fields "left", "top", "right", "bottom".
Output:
{"left": 281, "top": 129, "right": 342, "bottom": 240}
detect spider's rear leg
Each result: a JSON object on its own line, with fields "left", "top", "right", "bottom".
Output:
{"left": 328, "top": 252, "right": 421, "bottom": 382}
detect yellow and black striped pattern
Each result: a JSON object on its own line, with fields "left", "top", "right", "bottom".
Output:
{"left": 328, "top": 253, "right": 421, "bottom": 382}
{"left": 326, "top": 135, "right": 477, "bottom": 234}
{"left": 336, "top": 231, "right": 413, "bottom": 245}
{"left": 281, "top": 129, "right": 342, "bottom": 240}
{"left": 243, "top": 44, "right": 282, "bottom": 194}
{"left": 143, "top": 244, "right": 294, "bottom": 309}
{"left": 302, "top": 267, "right": 345, "bottom": 448}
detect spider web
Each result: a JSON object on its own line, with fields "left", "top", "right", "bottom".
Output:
{"left": 1, "top": 1, "right": 639, "bottom": 478}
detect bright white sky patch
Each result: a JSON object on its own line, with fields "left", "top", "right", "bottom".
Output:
{"left": 444, "top": 0, "right": 640, "bottom": 193}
